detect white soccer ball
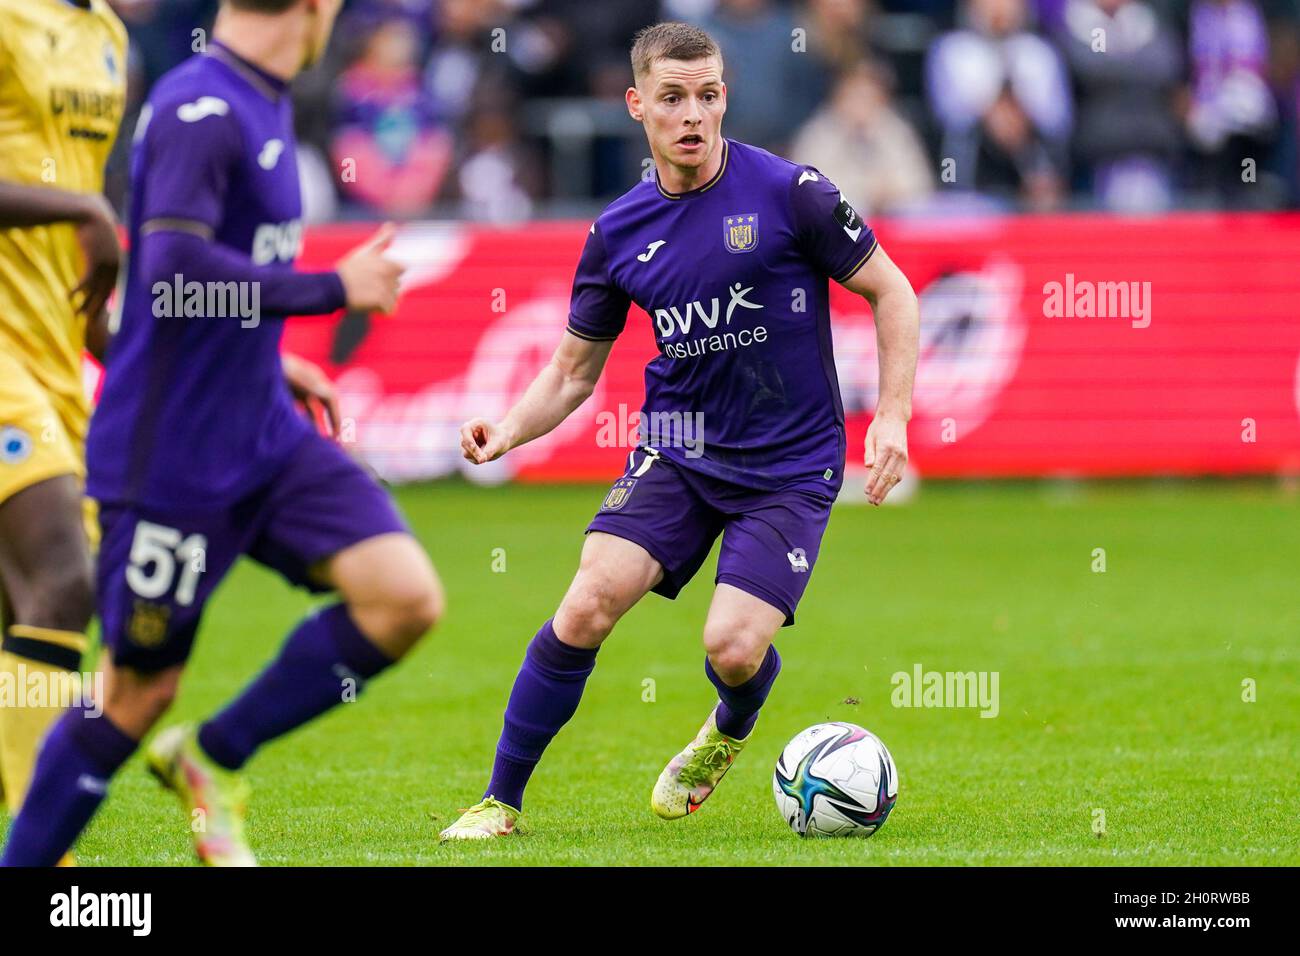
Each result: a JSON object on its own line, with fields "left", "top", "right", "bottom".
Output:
{"left": 773, "top": 722, "right": 898, "bottom": 837}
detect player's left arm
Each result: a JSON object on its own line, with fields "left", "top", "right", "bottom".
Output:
{"left": 789, "top": 167, "right": 920, "bottom": 504}
{"left": 839, "top": 245, "right": 919, "bottom": 506}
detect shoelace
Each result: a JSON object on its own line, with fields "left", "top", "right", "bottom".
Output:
{"left": 679, "top": 738, "right": 736, "bottom": 788}
{"left": 453, "top": 798, "right": 508, "bottom": 823}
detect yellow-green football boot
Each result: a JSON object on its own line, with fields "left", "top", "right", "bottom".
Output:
{"left": 438, "top": 796, "right": 520, "bottom": 841}
{"left": 651, "top": 706, "right": 750, "bottom": 819}
{"left": 146, "top": 724, "right": 256, "bottom": 867}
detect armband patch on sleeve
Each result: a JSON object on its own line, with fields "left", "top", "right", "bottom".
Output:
{"left": 833, "top": 196, "right": 862, "bottom": 236}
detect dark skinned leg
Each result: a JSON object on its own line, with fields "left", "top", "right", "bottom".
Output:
{"left": 0, "top": 475, "right": 95, "bottom": 807}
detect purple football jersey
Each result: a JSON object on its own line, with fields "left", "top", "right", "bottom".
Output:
{"left": 567, "top": 138, "right": 877, "bottom": 493}
{"left": 87, "top": 43, "right": 345, "bottom": 507}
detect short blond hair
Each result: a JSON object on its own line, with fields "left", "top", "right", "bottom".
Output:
{"left": 630, "top": 22, "right": 723, "bottom": 84}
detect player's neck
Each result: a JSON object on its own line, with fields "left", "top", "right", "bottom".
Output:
{"left": 211, "top": 10, "right": 310, "bottom": 84}
{"left": 655, "top": 141, "right": 725, "bottom": 195}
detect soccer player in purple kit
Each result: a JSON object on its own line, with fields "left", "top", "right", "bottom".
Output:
{"left": 440, "top": 22, "right": 920, "bottom": 840}
{"left": 1, "top": 0, "right": 443, "bottom": 867}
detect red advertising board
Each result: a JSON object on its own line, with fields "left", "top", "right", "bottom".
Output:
{"left": 281, "top": 213, "right": 1300, "bottom": 482}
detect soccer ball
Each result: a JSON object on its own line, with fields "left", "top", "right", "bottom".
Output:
{"left": 773, "top": 722, "right": 898, "bottom": 837}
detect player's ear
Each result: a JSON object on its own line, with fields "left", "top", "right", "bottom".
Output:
{"left": 626, "top": 86, "right": 643, "bottom": 123}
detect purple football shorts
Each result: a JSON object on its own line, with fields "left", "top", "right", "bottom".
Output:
{"left": 587, "top": 447, "right": 835, "bottom": 625}
{"left": 96, "top": 432, "right": 408, "bottom": 671}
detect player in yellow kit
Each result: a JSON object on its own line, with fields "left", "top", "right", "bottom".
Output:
{"left": 0, "top": 0, "right": 127, "bottom": 816}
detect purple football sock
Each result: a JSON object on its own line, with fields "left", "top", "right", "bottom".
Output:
{"left": 706, "top": 645, "right": 782, "bottom": 739}
{"left": 198, "top": 604, "right": 393, "bottom": 771}
{"left": 1, "top": 706, "right": 137, "bottom": 866}
{"left": 485, "top": 619, "right": 598, "bottom": 810}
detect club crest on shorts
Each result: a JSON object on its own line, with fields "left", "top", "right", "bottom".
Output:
{"left": 127, "top": 599, "right": 172, "bottom": 648}
{"left": 602, "top": 477, "right": 637, "bottom": 512}
{"left": 0, "top": 426, "right": 32, "bottom": 465}
{"left": 724, "top": 214, "right": 758, "bottom": 254}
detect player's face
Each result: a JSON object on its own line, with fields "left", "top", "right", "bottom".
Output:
{"left": 629, "top": 57, "right": 726, "bottom": 173}
{"left": 303, "top": 0, "right": 344, "bottom": 69}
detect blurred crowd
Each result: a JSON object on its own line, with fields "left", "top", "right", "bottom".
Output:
{"left": 104, "top": 0, "right": 1300, "bottom": 219}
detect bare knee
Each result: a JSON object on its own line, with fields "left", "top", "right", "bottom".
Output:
{"left": 551, "top": 534, "right": 660, "bottom": 647}
{"left": 703, "top": 618, "right": 770, "bottom": 684}
{"left": 352, "top": 572, "right": 443, "bottom": 657}
{"left": 389, "top": 575, "right": 444, "bottom": 645}
{"left": 330, "top": 534, "right": 444, "bottom": 657}
{"left": 555, "top": 578, "right": 622, "bottom": 648}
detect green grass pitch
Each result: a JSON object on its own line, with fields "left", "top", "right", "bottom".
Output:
{"left": 9, "top": 480, "right": 1297, "bottom": 866}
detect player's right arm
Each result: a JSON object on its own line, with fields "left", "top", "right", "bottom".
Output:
{"left": 461, "top": 221, "right": 627, "bottom": 464}
{"left": 461, "top": 333, "right": 614, "bottom": 464}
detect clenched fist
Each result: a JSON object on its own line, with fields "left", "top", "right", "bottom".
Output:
{"left": 460, "top": 418, "right": 513, "bottom": 464}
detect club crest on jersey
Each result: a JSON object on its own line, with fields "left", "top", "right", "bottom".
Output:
{"left": 723, "top": 214, "right": 759, "bottom": 254}
{"left": 0, "top": 426, "right": 32, "bottom": 465}
{"left": 104, "top": 43, "right": 119, "bottom": 81}
{"left": 601, "top": 477, "right": 637, "bottom": 512}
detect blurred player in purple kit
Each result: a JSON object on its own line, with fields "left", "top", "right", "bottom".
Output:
{"left": 441, "top": 22, "right": 919, "bottom": 839}
{"left": 2, "top": 0, "right": 443, "bottom": 867}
